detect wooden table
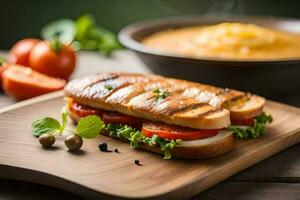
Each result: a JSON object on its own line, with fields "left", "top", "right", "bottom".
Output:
{"left": 0, "top": 51, "right": 299, "bottom": 200}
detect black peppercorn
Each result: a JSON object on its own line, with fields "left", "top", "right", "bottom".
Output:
{"left": 98, "top": 142, "right": 108, "bottom": 152}
{"left": 114, "top": 148, "right": 119, "bottom": 153}
{"left": 134, "top": 159, "right": 141, "bottom": 166}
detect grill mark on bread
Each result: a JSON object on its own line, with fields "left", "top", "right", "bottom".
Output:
{"left": 183, "top": 86, "right": 246, "bottom": 107}
{"left": 216, "top": 89, "right": 242, "bottom": 100}
{"left": 134, "top": 83, "right": 189, "bottom": 114}
{"left": 66, "top": 73, "right": 268, "bottom": 129}
{"left": 82, "top": 74, "right": 120, "bottom": 90}
{"left": 196, "top": 108, "right": 222, "bottom": 117}
{"left": 105, "top": 82, "right": 149, "bottom": 106}
{"left": 172, "top": 102, "right": 210, "bottom": 115}
{"left": 130, "top": 91, "right": 168, "bottom": 113}
{"left": 220, "top": 93, "right": 247, "bottom": 106}
{"left": 64, "top": 73, "right": 120, "bottom": 98}
{"left": 103, "top": 74, "right": 166, "bottom": 104}
{"left": 87, "top": 75, "right": 149, "bottom": 101}
{"left": 210, "top": 89, "right": 246, "bottom": 107}
{"left": 150, "top": 94, "right": 209, "bottom": 117}
{"left": 150, "top": 95, "right": 185, "bottom": 116}
{"left": 128, "top": 80, "right": 175, "bottom": 107}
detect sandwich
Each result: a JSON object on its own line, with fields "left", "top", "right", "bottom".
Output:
{"left": 64, "top": 73, "right": 272, "bottom": 159}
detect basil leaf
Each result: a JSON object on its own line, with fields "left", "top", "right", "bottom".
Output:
{"left": 31, "top": 117, "right": 61, "bottom": 137}
{"left": 75, "top": 14, "right": 94, "bottom": 43}
{"left": 41, "top": 19, "right": 76, "bottom": 44}
{"left": 41, "top": 14, "right": 121, "bottom": 55}
{"left": 94, "top": 26, "right": 122, "bottom": 55}
{"left": 76, "top": 115, "right": 104, "bottom": 138}
{"left": 60, "top": 107, "right": 68, "bottom": 133}
{"left": 75, "top": 14, "right": 121, "bottom": 55}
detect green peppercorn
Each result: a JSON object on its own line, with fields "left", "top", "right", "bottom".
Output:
{"left": 39, "top": 133, "right": 55, "bottom": 148}
{"left": 65, "top": 134, "right": 83, "bottom": 151}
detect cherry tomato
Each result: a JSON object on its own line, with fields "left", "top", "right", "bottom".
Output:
{"left": 231, "top": 118, "right": 254, "bottom": 126}
{"left": 28, "top": 41, "right": 76, "bottom": 80}
{"left": 9, "top": 38, "right": 40, "bottom": 66}
{"left": 2, "top": 65, "right": 66, "bottom": 100}
{"left": 69, "top": 101, "right": 103, "bottom": 118}
{"left": 142, "top": 122, "right": 220, "bottom": 140}
{"left": 102, "top": 111, "right": 144, "bottom": 127}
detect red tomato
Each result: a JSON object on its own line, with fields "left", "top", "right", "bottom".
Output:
{"left": 102, "top": 112, "right": 144, "bottom": 127}
{"left": 29, "top": 41, "right": 76, "bottom": 80}
{"left": 142, "top": 122, "right": 220, "bottom": 140}
{"left": 69, "top": 101, "right": 103, "bottom": 118}
{"left": 9, "top": 38, "right": 40, "bottom": 66}
{"left": 2, "top": 65, "right": 66, "bottom": 100}
{"left": 231, "top": 118, "right": 254, "bottom": 126}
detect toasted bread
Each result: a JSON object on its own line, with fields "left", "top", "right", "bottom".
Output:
{"left": 225, "top": 95, "right": 265, "bottom": 120}
{"left": 65, "top": 73, "right": 230, "bottom": 129}
{"left": 140, "top": 130, "right": 233, "bottom": 159}
{"left": 65, "top": 73, "right": 265, "bottom": 128}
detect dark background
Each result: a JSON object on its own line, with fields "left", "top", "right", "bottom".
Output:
{"left": 1, "top": 0, "right": 300, "bottom": 49}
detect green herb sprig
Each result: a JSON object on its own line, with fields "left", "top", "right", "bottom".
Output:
{"left": 153, "top": 88, "right": 171, "bottom": 101}
{"left": 31, "top": 107, "right": 104, "bottom": 139}
{"left": 105, "top": 123, "right": 180, "bottom": 159}
{"left": 105, "top": 85, "right": 113, "bottom": 91}
{"left": 41, "top": 14, "right": 122, "bottom": 56}
{"left": 228, "top": 112, "right": 273, "bottom": 139}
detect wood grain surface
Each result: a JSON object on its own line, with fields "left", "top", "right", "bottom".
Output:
{"left": 0, "top": 92, "right": 299, "bottom": 199}
{"left": 0, "top": 51, "right": 300, "bottom": 200}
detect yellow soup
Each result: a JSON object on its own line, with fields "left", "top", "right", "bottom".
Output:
{"left": 142, "top": 23, "right": 300, "bottom": 60}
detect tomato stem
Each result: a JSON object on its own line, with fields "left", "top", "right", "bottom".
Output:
{"left": 50, "top": 32, "right": 63, "bottom": 53}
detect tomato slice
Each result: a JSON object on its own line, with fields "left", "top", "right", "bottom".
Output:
{"left": 70, "top": 101, "right": 103, "bottom": 118}
{"left": 142, "top": 122, "right": 220, "bottom": 140}
{"left": 102, "top": 112, "right": 144, "bottom": 127}
{"left": 231, "top": 118, "right": 254, "bottom": 126}
{"left": 2, "top": 65, "right": 66, "bottom": 100}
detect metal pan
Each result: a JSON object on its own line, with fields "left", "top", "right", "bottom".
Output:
{"left": 119, "top": 15, "right": 300, "bottom": 100}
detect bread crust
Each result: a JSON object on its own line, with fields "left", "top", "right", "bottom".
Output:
{"left": 140, "top": 130, "right": 233, "bottom": 159}
{"left": 228, "top": 95, "right": 265, "bottom": 120}
{"left": 65, "top": 73, "right": 265, "bottom": 127}
{"left": 65, "top": 73, "right": 231, "bottom": 129}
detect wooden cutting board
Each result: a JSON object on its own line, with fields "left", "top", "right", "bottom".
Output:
{"left": 0, "top": 91, "right": 299, "bottom": 200}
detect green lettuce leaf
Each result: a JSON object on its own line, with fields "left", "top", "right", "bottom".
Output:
{"left": 105, "top": 124, "right": 180, "bottom": 159}
{"left": 228, "top": 112, "right": 273, "bottom": 139}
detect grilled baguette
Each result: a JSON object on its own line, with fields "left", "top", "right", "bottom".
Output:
{"left": 65, "top": 73, "right": 230, "bottom": 129}
{"left": 65, "top": 73, "right": 265, "bottom": 128}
